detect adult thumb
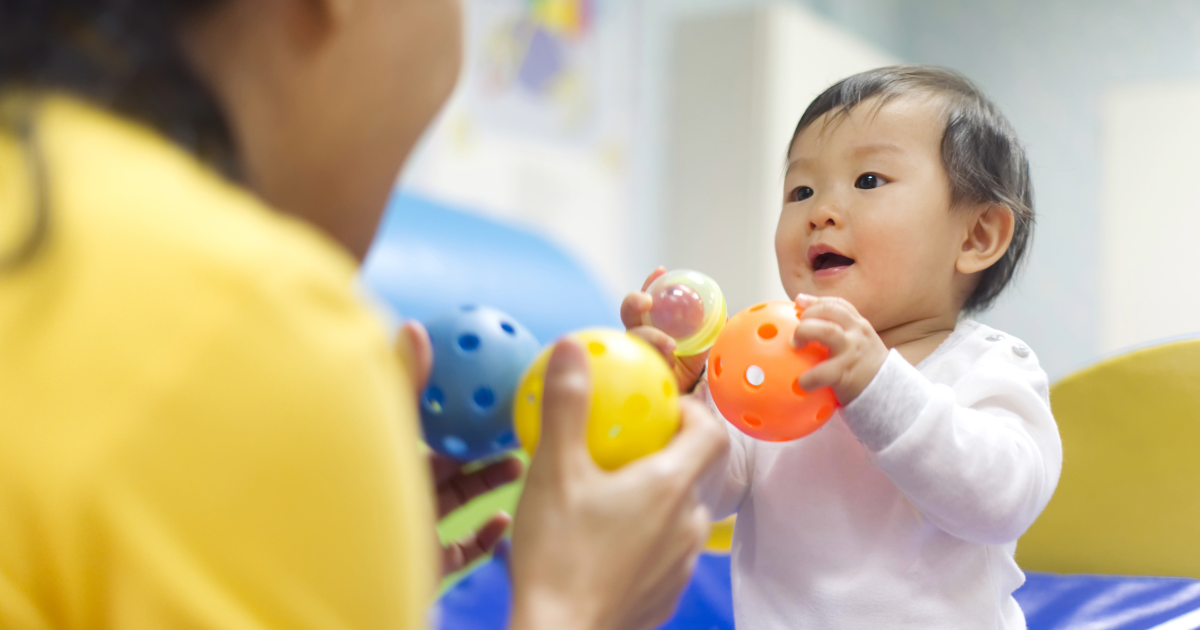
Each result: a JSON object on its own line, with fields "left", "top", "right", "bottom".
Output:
{"left": 535, "top": 338, "right": 594, "bottom": 473}
{"left": 396, "top": 320, "right": 433, "bottom": 395}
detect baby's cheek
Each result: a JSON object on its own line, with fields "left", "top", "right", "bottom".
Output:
{"left": 853, "top": 251, "right": 913, "bottom": 318}
{"left": 774, "top": 242, "right": 812, "bottom": 294}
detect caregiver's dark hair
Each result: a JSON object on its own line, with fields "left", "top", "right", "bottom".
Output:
{"left": 791, "top": 65, "right": 1034, "bottom": 313}
{"left": 1, "top": 0, "right": 233, "bottom": 166}
{"left": 0, "top": 0, "right": 231, "bottom": 266}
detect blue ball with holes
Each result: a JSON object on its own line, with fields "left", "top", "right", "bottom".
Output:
{"left": 420, "top": 305, "right": 542, "bottom": 461}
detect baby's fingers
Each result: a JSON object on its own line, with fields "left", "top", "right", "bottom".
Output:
{"left": 796, "top": 360, "right": 842, "bottom": 395}
{"left": 627, "top": 325, "right": 677, "bottom": 363}
{"left": 792, "top": 318, "right": 847, "bottom": 356}
{"left": 621, "top": 292, "right": 654, "bottom": 330}
{"left": 641, "top": 266, "right": 667, "bottom": 291}
{"left": 796, "top": 294, "right": 863, "bottom": 330}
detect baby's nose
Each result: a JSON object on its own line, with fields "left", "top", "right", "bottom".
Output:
{"left": 808, "top": 205, "right": 841, "bottom": 231}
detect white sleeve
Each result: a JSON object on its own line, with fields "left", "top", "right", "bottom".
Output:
{"left": 841, "top": 348, "right": 1062, "bottom": 545}
{"left": 693, "top": 382, "right": 754, "bottom": 520}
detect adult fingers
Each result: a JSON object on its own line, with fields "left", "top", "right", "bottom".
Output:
{"left": 396, "top": 320, "right": 433, "bottom": 394}
{"left": 428, "top": 452, "right": 463, "bottom": 485}
{"left": 641, "top": 266, "right": 668, "bottom": 291}
{"left": 638, "top": 505, "right": 712, "bottom": 629}
{"left": 534, "top": 338, "right": 596, "bottom": 476}
{"left": 441, "top": 512, "right": 512, "bottom": 577}
{"left": 621, "top": 291, "right": 653, "bottom": 329}
{"left": 632, "top": 395, "right": 727, "bottom": 485}
{"left": 435, "top": 456, "right": 524, "bottom": 518}
{"left": 791, "top": 318, "right": 847, "bottom": 355}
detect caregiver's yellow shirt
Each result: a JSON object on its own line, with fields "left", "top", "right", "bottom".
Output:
{"left": 0, "top": 95, "right": 435, "bottom": 629}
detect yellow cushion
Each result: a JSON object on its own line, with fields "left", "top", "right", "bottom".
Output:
{"left": 1017, "top": 339, "right": 1200, "bottom": 577}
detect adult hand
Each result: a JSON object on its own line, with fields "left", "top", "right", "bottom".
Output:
{"left": 508, "top": 339, "right": 728, "bottom": 630}
{"left": 396, "top": 322, "right": 524, "bottom": 577}
{"left": 621, "top": 267, "right": 710, "bottom": 391}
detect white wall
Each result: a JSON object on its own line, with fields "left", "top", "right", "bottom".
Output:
{"left": 401, "top": 0, "right": 640, "bottom": 302}
{"left": 665, "top": 0, "right": 1200, "bottom": 377}
{"left": 401, "top": 0, "right": 1200, "bottom": 376}
{"left": 663, "top": 4, "right": 896, "bottom": 312}
{"left": 1100, "top": 83, "right": 1200, "bottom": 353}
{"left": 887, "top": 0, "right": 1200, "bottom": 377}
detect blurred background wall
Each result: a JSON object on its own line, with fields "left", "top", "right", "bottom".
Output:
{"left": 391, "top": 0, "right": 1200, "bottom": 380}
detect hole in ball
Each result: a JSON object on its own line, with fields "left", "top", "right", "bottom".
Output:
{"left": 713, "top": 356, "right": 723, "bottom": 377}
{"left": 622, "top": 394, "right": 651, "bottom": 422}
{"left": 587, "top": 341, "right": 606, "bottom": 356}
{"left": 526, "top": 392, "right": 537, "bottom": 405}
{"left": 495, "top": 430, "right": 517, "bottom": 449}
{"left": 742, "top": 413, "right": 762, "bottom": 427}
{"left": 749, "top": 303, "right": 767, "bottom": 312}
{"left": 757, "top": 323, "right": 778, "bottom": 340}
{"left": 442, "top": 436, "right": 468, "bottom": 456}
{"left": 745, "top": 365, "right": 765, "bottom": 387}
{"left": 423, "top": 386, "right": 445, "bottom": 414}
{"left": 816, "top": 404, "right": 834, "bottom": 422}
{"left": 608, "top": 424, "right": 623, "bottom": 439}
{"left": 792, "top": 379, "right": 807, "bottom": 397}
{"left": 458, "top": 334, "right": 481, "bottom": 351}
{"left": 473, "top": 387, "right": 495, "bottom": 410}
{"left": 501, "top": 322, "right": 516, "bottom": 335}
{"left": 460, "top": 304, "right": 478, "bottom": 312}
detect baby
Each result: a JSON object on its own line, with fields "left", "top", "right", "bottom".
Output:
{"left": 624, "top": 65, "right": 1062, "bottom": 628}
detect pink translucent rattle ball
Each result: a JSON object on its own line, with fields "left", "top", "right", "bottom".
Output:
{"left": 649, "top": 283, "right": 706, "bottom": 339}
{"left": 640, "top": 269, "right": 727, "bottom": 357}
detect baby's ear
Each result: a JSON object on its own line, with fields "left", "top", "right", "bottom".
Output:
{"left": 956, "top": 203, "right": 1015, "bottom": 275}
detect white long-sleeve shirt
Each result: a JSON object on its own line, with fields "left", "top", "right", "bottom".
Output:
{"left": 700, "top": 319, "right": 1062, "bottom": 629}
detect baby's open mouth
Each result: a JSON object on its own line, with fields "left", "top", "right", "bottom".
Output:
{"left": 812, "top": 252, "right": 855, "bottom": 271}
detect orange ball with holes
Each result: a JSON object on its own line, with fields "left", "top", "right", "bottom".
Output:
{"left": 707, "top": 301, "right": 839, "bottom": 441}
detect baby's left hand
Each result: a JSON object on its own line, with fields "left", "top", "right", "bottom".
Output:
{"left": 792, "top": 294, "right": 889, "bottom": 404}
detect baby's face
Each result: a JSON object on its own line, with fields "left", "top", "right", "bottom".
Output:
{"left": 776, "top": 95, "right": 970, "bottom": 331}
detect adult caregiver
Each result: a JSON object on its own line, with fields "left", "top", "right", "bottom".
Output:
{"left": 0, "top": 1, "right": 727, "bottom": 629}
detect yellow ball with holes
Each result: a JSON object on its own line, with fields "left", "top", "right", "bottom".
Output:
{"left": 514, "top": 329, "right": 681, "bottom": 470}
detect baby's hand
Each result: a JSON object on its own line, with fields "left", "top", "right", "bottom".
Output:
{"left": 792, "top": 294, "right": 888, "bottom": 404}
{"left": 621, "top": 267, "right": 709, "bottom": 391}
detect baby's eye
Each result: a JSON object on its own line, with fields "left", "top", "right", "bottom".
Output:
{"left": 855, "top": 173, "right": 888, "bottom": 189}
{"left": 788, "top": 186, "right": 814, "bottom": 202}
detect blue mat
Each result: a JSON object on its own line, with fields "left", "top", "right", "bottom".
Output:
{"left": 436, "top": 554, "right": 1200, "bottom": 630}
{"left": 1019, "top": 572, "right": 1200, "bottom": 629}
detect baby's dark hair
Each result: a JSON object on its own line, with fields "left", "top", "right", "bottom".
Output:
{"left": 791, "top": 65, "right": 1034, "bottom": 313}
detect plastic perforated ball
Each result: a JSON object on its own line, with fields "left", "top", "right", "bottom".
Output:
{"left": 707, "top": 301, "right": 839, "bottom": 442}
{"left": 420, "top": 305, "right": 542, "bottom": 461}
{"left": 514, "top": 329, "right": 680, "bottom": 470}
{"left": 641, "top": 269, "right": 727, "bottom": 356}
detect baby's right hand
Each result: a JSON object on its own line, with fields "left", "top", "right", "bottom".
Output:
{"left": 622, "top": 267, "right": 710, "bottom": 391}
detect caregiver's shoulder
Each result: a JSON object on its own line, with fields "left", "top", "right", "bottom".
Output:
{"left": 3, "top": 94, "right": 402, "bottom": 428}
{"left": 40, "top": 95, "right": 362, "bottom": 305}
{"left": 0, "top": 99, "right": 434, "bottom": 630}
